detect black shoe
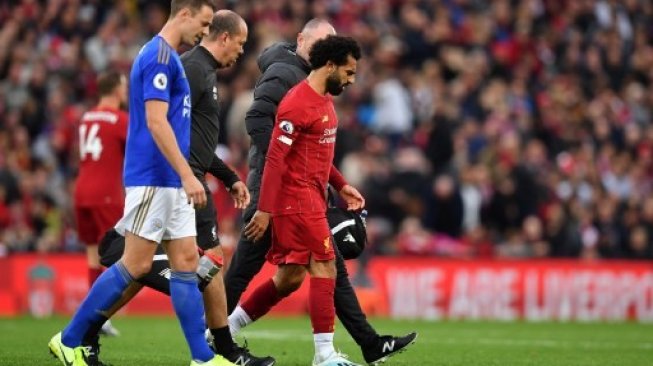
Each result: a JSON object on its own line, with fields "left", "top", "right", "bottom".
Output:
{"left": 226, "top": 343, "right": 276, "bottom": 366}
{"left": 83, "top": 335, "right": 111, "bottom": 366}
{"left": 362, "top": 332, "right": 418, "bottom": 365}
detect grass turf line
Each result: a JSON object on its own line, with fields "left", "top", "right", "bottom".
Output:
{"left": 0, "top": 316, "right": 651, "bottom": 365}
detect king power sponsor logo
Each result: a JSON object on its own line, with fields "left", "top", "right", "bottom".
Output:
{"left": 183, "top": 94, "right": 191, "bottom": 118}
{"left": 386, "top": 267, "right": 653, "bottom": 321}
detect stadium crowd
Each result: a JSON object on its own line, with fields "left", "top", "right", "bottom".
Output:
{"left": 1, "top": 0, "right": 653, "bottom": 261}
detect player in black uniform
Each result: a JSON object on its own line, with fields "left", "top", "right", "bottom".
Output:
{"left": 81, "top": 10, "right": 274, "bottom": 366}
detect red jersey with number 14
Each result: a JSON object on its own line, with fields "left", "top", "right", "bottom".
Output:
{"left": 258, "top": 80, "right": 347, "bottom": 216}
{"left": 74, "top": 106, "right": 128, "bottom": 207}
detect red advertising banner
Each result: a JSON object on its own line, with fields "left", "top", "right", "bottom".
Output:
{"left": 0, "top": 255, "right": 651, "bottom": 322}
{"left": 365, "top": 259, "right": 653, "bottom": 322}
{"left": 0, "top": 254, "right": 173, "bottom": 317}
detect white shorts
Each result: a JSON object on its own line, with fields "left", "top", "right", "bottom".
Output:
{"left": 114, "top": 186, "right": 196, "bottom": 243}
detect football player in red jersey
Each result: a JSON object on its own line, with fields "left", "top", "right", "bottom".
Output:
{"left": 234, "top": 35, "right": 366, "bottom": 366}
{"left": 73, "top": 70, "right": 128, "bottom": 337}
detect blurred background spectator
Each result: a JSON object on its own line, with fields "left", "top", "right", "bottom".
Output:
{"left": 1, "top": 0, "right": 653, "bottom": 261}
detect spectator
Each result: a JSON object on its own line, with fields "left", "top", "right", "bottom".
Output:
{"left": 1, "top": 0, "right": 653, "bottom": 260}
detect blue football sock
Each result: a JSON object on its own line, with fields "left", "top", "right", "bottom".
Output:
{"left": 170, "top": 271, "right": 213, "bottom": 362}
{"left": 62, "top": 261, "right": 132, "bottom": 347}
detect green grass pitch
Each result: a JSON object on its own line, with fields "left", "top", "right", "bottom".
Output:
{"left": 0, "top": 316, "right": 651, "bottom": 365}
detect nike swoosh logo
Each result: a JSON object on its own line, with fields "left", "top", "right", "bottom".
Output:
{"left": 58, "top": 344, "right": 73, "bottom": 366}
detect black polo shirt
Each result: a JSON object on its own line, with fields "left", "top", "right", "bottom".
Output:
{"left": 181, "top": 45, "right": 238, "bottom": 187}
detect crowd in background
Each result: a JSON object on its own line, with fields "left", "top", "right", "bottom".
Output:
{"left": 1, "top": 0, "right": 653, "bottom": 261}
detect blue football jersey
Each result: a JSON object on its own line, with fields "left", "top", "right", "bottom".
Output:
{"left": 124, "top": 36, "right": 191, "bottom": 187}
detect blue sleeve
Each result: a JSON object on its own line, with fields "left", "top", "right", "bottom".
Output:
{"left": 140, "top": 44, "right": 174, "bottom": 103}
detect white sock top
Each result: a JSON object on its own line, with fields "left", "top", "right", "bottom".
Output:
{"left": 227, "top": 305, "right": 252, "bottom": 338}
{"left": 313, "top": 332, "right": 336, "bottom": 363}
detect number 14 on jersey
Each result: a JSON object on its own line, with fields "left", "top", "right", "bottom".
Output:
{"left": 79, "top": 123, "right": 104, "bottom": 161}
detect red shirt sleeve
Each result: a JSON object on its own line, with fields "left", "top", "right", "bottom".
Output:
{"left": 258, "top": 104, "right": 305, "bottom": 213}
{"left": 328, "top": 165, "right": 347, "bottom": 191}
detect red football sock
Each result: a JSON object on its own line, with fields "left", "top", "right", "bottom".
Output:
{"left": 241, "top": 278, "right": 283, "bottom": 321}
{"left": 309, "top": 277, "right": 336, "bottom": 334}
{"left": 88, "top": 267, "right": 102, "bottom": 288}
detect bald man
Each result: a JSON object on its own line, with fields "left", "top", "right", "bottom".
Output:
{"left": 225, "top": 19, "right": 416, "bottom": 365}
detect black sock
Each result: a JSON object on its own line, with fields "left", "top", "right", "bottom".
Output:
{"left": 211, "top": 326, "right": 236, "bottom": 357}
{"left": 82, "top": 315, "right": 107, "bottom": 345}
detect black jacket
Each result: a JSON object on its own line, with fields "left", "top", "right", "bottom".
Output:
{"left": 182, "top": 45, "right": 239, "bottom": 189}
{"left": 243, "top": 42, "right": 311, "bottom": 219}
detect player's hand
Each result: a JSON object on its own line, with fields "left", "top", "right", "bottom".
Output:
{"left": 339, "top": 184, "right": 365, "bottom": 211}
{"left": 244, "top": 210, "right": 270, "bottom": 242}
{"left": 182, "top": 174, "right": 207, "bottom": 208}
{"left": 229, "top": 181, "right": 250, "bottom": 209}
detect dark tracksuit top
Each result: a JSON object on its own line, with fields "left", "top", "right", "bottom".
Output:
{"left": 243, "top": 42, "right": 314, "bottom": 220}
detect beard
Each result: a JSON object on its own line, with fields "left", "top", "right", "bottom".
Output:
{"left": 326, "top": 73, "right": 345, "bottom": 96}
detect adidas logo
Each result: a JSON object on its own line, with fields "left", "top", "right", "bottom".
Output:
{"left": 382, "top": 340, "right": 395, "bottom": 353}
{"left": 159, "top": 268, "right": 171, "bottom": 280}
{"left": 343, "top": 233, "right": 355, "bottom": 243}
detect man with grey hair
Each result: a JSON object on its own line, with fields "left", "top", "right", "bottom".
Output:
{"left": 225, "top": 19, "right": 417, "bottom": 365}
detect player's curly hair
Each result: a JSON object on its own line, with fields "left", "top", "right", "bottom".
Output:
{"left": 309, "top": 35, "right": 361, "bottom": 70}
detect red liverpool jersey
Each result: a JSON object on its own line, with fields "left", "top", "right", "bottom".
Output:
{"left": 73, "top": 106, "right": 128, "bottom": 206}
{"left": 259, "top": 80, "right": 348, "bottom": 216}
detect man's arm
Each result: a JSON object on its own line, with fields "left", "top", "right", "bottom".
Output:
{"left": 208, "top": 154, "right": 240, "bottom": 189}
{"left": 329, "top": 165, "right": 348, "bottom": 192}
{"left": 328, "top": 165, "right": 365, "bottom": 211}
{"left": 256, "top": 119, "right": 296, "bottom": 214}
{"left": 141, "top": 48, "right": 206, "bottom": 207}
{"left": 245, "top": 65, "right": 300, "bottom": 156}
{"left": 145, "top": 100, "right": 206, "bottom": 207}
{"left": 208, "top": 154, "right": 250, "bottom": 209}
{"left": 244, "top": 106, "right": 303, "bottom": 241}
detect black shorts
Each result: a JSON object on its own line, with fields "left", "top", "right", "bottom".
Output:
{"left": 98, "top": 229, "right": 172, "bottom": 295}
{"left": 196, "top": 182, "right": 219, "bottom": 250}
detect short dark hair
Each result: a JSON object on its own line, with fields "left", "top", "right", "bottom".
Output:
{"left": 207, "top": 10, "right": 244, "bottom": 39}
{"left": 170, "top": 0, "right": 215, "bottom": 16}
{"left": 97, "top": 70, "right": 124, "bottom": 97}
{"left": 309, "top": 35, "right": 361, "bottom": 70}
